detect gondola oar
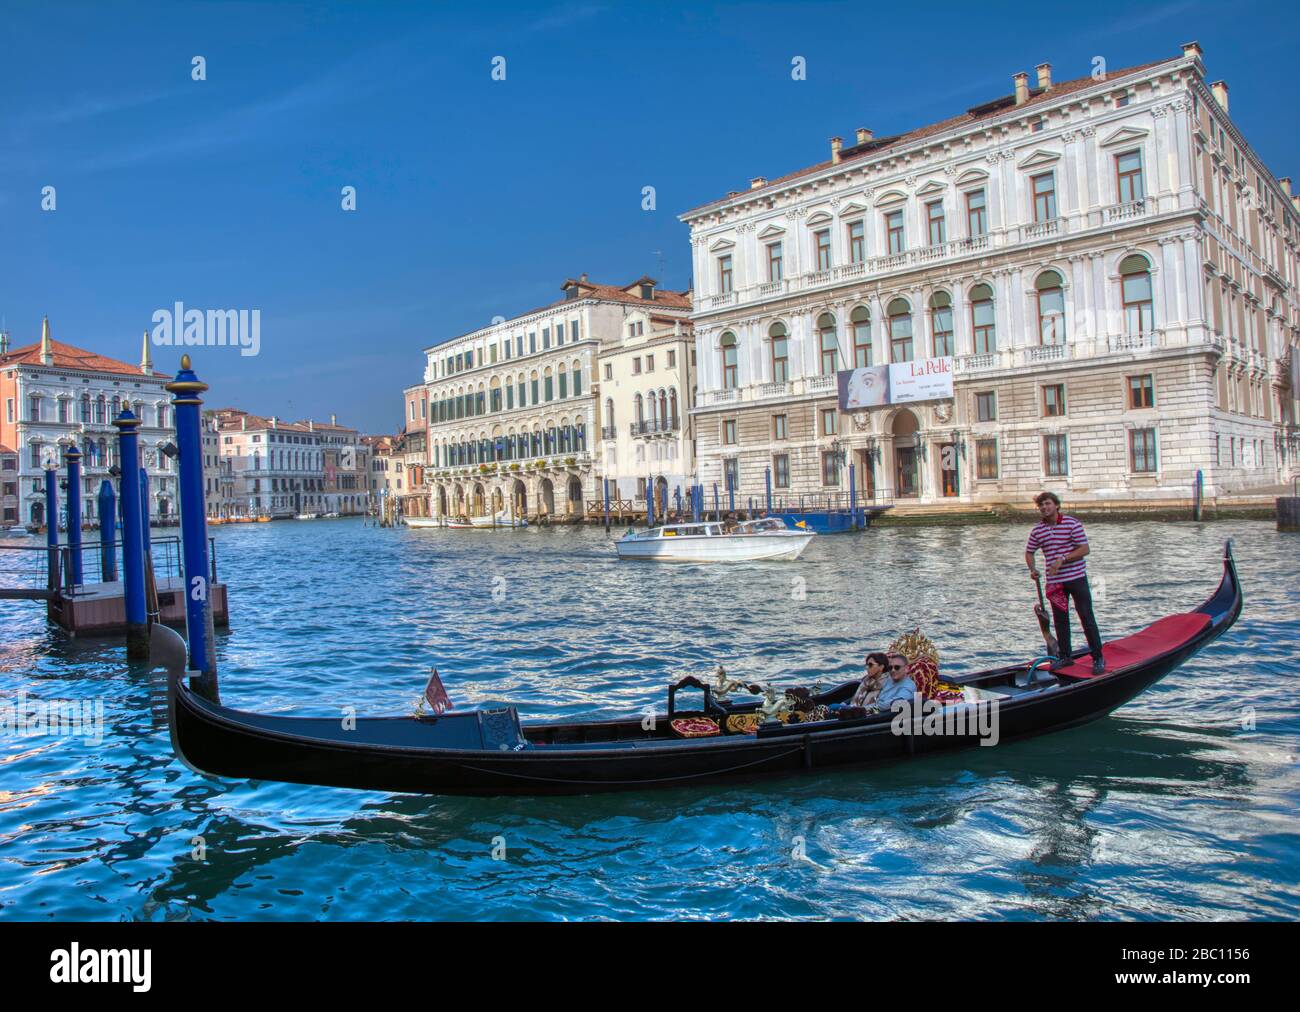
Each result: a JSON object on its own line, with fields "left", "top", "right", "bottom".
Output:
{"left": 1032, "top": 572, "right": 1060, "bottom": 657}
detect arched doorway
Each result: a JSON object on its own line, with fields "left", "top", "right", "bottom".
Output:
{"left": 539, "top": 478, "right": 555, "bottom": 516}
{"left": 31, "top": 501, "right": 45, "bottom": 527}
{"left": 511, "top": 479, "right": 527, "bottom": 519}
{"left": 491, "top": 487, "right": 504, "bottom": 514}
{"left": 436, "top": 486, "right": 448, "bottom": 516}
{"left": 567, "top": 477, "right": 583, "bottom": 516}
{"left": 453, "top": 484, "right": 466, "bottom": 516}
{"left": 891, "top": 409, "right": 920, "bottom": 498}
{"left": 654, "top": 476, "right": 669, "bottom": 516}
{"left": 472, "top": 483, "right": 486, "bottom": 516}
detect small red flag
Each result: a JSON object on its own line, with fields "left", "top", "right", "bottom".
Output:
{"left": 424, "top": 668, "right": 453, "bottom": 715}
{"left": 1046, "top": 582, "right": 1069, "bottom": 613}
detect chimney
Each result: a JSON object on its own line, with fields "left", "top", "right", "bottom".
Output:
{"left": 241, "top": 415, "right": 247, "bottom": 431}
{"left": 855, "top": 127, "right": 873, "bottom": 145}
{"left": 1211, "top": 80, "right": 1229, "bottom": 113}
{"left": 40, "top": 316, "right": 53, "bottom": 365}
{"left": 749, "top": 176, "right": 767, "bottom": 189}
{"left": 0, "top": 329, "right": 8, "bottom": 355}
{"left": 830, "top": 136, "right": 843, "bottom": 164}
{"left": 1181, "top": 40, "right": 1203, "bottom": 62}
{"left": 140, "top": 329, "right": 152, "bottom": 374}
{"left": 270, "top": 415, "right": 278, "bottom": 428}
{"left": 1293, "top": 196, "right": 1300, "bottom": 214}
{"left": 1282, "top": 177, "right": 1293, "bottom": 197}
{"left": 579, "top": 272, "right": 588, "bottom": 283}
{"left": 1013, "top": 72, "right": 1030, "bottom": 106}
{"left": 1036, "top": 63, "right": 1052, "bottom": 91}
{"left": 331, "top": 413, "right": 337, "bottom": 426}
{"left": 308, "top": 419, "right": 314, "bottom": 431}
{"left": 674, "top": 318, "right": 682, "bottom": 338}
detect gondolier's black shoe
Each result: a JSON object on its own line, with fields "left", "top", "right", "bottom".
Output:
{"left": 1048, "top": 656, "right": 1071, "bottom": 671}
{"left": 1091, "top": 657, "right": 1106, "bottom": 675}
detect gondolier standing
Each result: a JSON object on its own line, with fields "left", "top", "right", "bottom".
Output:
{"left": 1024, "top": 492, "right": 1105, "bottom": 674}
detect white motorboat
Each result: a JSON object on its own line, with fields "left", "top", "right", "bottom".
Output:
{"left": 295, "top": 512, "right": 320, "bottom": 520}
{"left": 404, "top": 516, "right": 444, "bottom": 529}
{"left": 615, "top": 517, "right": 814, "bottom": 562}
{"left": 2, "top": 525, "right": 33, "bottom": 538}
{"left": 468, "top": 509, "right": 528, "bottom": 529}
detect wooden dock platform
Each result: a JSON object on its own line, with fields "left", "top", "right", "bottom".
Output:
{"left": 46, "top": 576, "right": 230, "bottom": 636}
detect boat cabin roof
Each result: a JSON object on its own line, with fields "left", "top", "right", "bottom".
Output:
{"left": 627, "top": 518, "right": 791, "bottom": 539}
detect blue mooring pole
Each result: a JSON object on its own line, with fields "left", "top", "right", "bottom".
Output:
{"left": 713, "top": 483, "right": 719, "bottom": 518}
{"left": 98, "top": 480, "right": 117, "bottom": 581}
{"left": 849, "top": 461, "right": 858, "bottom": 530}
{"left": 112, "top": 410, "right": 149, "bottom": 658}
{"left": 168, "top": 355, "right": 218, "bottom": 699}
{"left": 646, "top": 475, "right": 655, "bottom": 528}
{"left": 675, "top": 485, "right": 682, "bottom": 515}
{"left": 727, "top": 473, "right": 735, "bottom": 513}
{"left": 765, "top": 467, "right": 772, "bottom": 513}
{"left": 44, "top": 465, "right": 59, "bottom": 589}
{"left": 64, "top": 446, "right": 84, "bottom": 587}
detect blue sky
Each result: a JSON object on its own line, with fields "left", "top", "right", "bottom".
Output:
{"left": 2, "top": 0, "right": 1297, "bottom": 433}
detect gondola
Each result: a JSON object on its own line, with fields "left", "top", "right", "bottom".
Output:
{"left": 164, "top": 543, "right": 1241, "bottom": 797}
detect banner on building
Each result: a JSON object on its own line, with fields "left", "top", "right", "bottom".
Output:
{"left": 838, "top": 356, "right": 954, "bottom": 410}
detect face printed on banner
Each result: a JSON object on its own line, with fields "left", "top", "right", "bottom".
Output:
{"left": 842, "top": 366, "right": 890, "bottom": 409}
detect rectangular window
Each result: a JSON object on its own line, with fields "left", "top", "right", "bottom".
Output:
{"left": 976, "top": 391, "right": 997, "bottom": 422}
{"left": 926, "top": 201, "right": 946, "bottom": 246}
{"left": 1032, "top": 172, "right": 1057, "bottom": 222}
{"left": 821, "top": 451, "right": 838, "bottom": 486}
{"left": 1042, "top": 384, "right": 1066, "bottom": 417}
{"left": 604, "top": 363, "right": 613, "bottom": 380}
{"left": 1116, "top": 150, "right": 1145, "bottom": 204}
{"left": 773, "top": 453, "right": 790, "bottom": 488}
{"left": 572, "top": 318, "right": 580, "bottom": 340}
{"left": 529, "top": 333, "right": 536, "bottom": 354}
{"left": 667, "top": 350, "right": 676, "bottom": 368}
{"left": 718, "top": 255, "right": 733, "bottom": 294}
{"left": 976, "top": 439, "right": 998, "bottom": 479}
{"left": 931, "top": 302, "right": 953, "bottom": 358}
{"left": 723, "top": 457, "right": 739, "bottom": 493}
{"left": 5, "top": 398, "right": 12, "bottom": 424}
{"left": 773, "top": 414, "right": 787, "bottom": 440}
{"left": 542, "top": 328, "right": 551, "bottom": 350}
{"left": 1044, "top": 434, "right": 1069, "bottom": 477}
{"left": 847, "top": 221, "right": 865, "bottom": 263}
{"left": 722, "top": 419, "right": 737, "bottom": 445}
{"left": 815, "top": 229, "right": 832, "bottom": 270}
{"left": 556, "top": 323, "right": 565, "bottom": 344}
{"left": 1130, "top": 428, "right": 1158, "bottom": 473}
{"left": 966, "top": 189, "right": 987, "bottom": 237}
{"left": 767, "top": 241, "right": 783, "bottom": 282}
{"left": 1128, "top": 374, "right": 1155, "bottom": 409}
{"left": 646, "top": 354, "right": 654, "bottom": 372}
{"left": 885, "top": 210, "right": 905, "bottom": 254}
{"left": 821, "top": 408, "right": 838, "bottom": 436}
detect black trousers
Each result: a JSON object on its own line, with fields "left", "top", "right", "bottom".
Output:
{"left": 1052, "top": 577, "right": 1104, "bottom": 661}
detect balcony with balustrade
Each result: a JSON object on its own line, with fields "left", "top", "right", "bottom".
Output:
{"left": 629, "top": 416, "right": 681, "bottom": 438}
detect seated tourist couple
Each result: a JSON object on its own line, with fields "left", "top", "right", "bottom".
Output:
{"left": 849, "top": 651, "right": 917, "bottom": 711}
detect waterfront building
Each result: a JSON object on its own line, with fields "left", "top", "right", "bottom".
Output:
{"left": 1, "top": 444, "right": 17, "bottom": 524}
{"left": 0, "top": 321, "right": 177, "bottom": 526}
{"left": 362, "top": 434, "right": 400, "bottom": 506}
{"left": 399, "top": 386, "right": 429, "bottom": 517}
{"left": 213, "top": 409, "right": 324, "bottom": 517}
{"left": 596, "top": 311, "right": 697, "bottom": 511}
{"left": 680, "top": 44, "right": 1300, "bottom": 508}
{"left": 201, "top": 414, "right": 236, "bottom": 519}
{"left": 420, "top": 275, "right": 691, "bottom": 520}
{"left": 311, "top": 415, "right": 369, "bottom": 515}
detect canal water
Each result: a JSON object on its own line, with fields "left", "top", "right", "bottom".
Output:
{"left": 1, "top": 518, "right": 1296, "bottom": 920}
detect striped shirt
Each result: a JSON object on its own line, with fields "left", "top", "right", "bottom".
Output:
{"left": 1026, "top": 514, "right": 1089, "bottom": 584}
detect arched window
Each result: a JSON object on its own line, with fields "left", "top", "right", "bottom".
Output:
{"left": 1036, "top": 271, "right": 1066, "bottom": 345}
{"left": 851, "top": 306, "right": 872, "bottom": 367}
{"left": 576, "top": 420, "right": 586, "bottom": 450}
{"left": 80, "top": 394, "right": 91, "bottom": 423}
{"left": 635, "top": 393, "right": 644, "bottom": 424}
{"left": 95, "top": 395, "right": 106, "bottom": 424}
{"left": 817, "top": 313, "right": 838, "bottom": 375}
{"left": 1120, "top": 254, "right": 1154, "bottom": 336}
{"left": 720, "top": 332, "right": 738, "bottom": 389}
{"left": 158, "top": 404, "right": 169, "bottom": 429}
{"left": 970, "top": 283, "right": 996, "bottom": 354}
{"left": 658, "top": 388, "right": 668, "bottom": 428}
{"left": 887, "top": 298, "right": 913, "bottom": 363}
{"left": 111, "top": 395, "right": 121, "bottom": 420}
{"left": 769, "top": 323, "right": 789, "bottom": 382}
{"left": 558, "top": 363, "right": 568, "bottom": 399}
{"left": 929, "top": 292, "right": 953, "bottom": 358}
{"left": 668, "top": 388, "right": 678, "bottom": 426}
{"left": 530, "top": 371, "right": 541, "bottom": 405}
{"left": 605, "top": 397, "right": 615, "bottom": 430}
{"left": 647, "top": 391, "right": 658, "bottom": 430}
{"left": 572, "top": 359, "right": 583, "bottom": 396}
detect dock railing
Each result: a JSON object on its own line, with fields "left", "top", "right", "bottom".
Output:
{"left": 0, "top": 535, "right": 219, "bottom": 599}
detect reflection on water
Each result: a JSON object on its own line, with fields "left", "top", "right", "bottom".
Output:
{"left": 1, "top": 519, "right": 1297, "bottom": 920}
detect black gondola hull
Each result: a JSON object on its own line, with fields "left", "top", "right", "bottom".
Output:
{"left": 168, "top": 546, "right": 1241, "bottom": 797}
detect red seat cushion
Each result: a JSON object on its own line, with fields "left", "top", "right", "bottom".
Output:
{"left": 1056, "top": 613, "right": 1211, "bottom": 678}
